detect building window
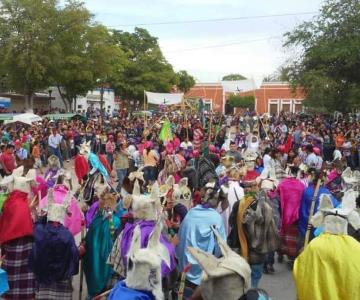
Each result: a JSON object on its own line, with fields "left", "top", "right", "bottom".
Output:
{"left": 78, "top": 105, "right": 82, "bottom": 109}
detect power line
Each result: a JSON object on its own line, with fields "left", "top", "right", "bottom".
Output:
{"left": 163, "top": 35, "right": 282, "bottom": 53}
{"left": 108, "top": 11, "right": 316, "bottom": 27}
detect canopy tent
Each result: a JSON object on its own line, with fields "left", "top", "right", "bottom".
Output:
{"left": 145, "top": 91, "right": 183, "bottom": 105}
{"left": 132, "top": 110, "right": 152, "bottom": 117}
{"left": 43, "top": 113, "right": 75, "bottom": 120}
{"left": 0, "top": 114, "right": 14, "bottom": 121}
{"left": 4, "top": 113, "right": 42, "bottom": 125}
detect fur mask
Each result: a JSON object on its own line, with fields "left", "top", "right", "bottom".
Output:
{"left": 99, "top": 192, "right": 117, "bottom": 211}
{"left": 126, "top": 221, "right": 171, "bottom": 300}
{"left": 165, "top": 176, "right": 192, "bottom": 209}
{"left": 342, "top": 167, "right": 360, "bottom": 191}
{"left": 46, "top": 188, "right": 72, "bottom": 224}
{"left": 0, "top": 166, "right": 36, "bottom": 194}
{"left": 188, "top": 226, "right": 251, "bottom": 300}
{"left": 47, "top": 155, "right": 60, "bottom": 170}
{"left": 77, "top": 141, "right": 92, "bottom": 157}
{"left": 311, "top": 190, "right": 360, "bottom": 235}
{"left": 132, "top": 180, "right": 161, "bottom": 220}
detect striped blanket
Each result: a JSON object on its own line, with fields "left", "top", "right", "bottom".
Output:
{"left": 1, "top": 236, "right": 35, "bottom": 299}
{"left": 35, "top": 280, "right": 73, "bottom": 300}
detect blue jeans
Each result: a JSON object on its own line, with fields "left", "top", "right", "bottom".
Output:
{"left": 250, "top": 263, "right": 263, "bottom": 288}
{"left": 49, "top": 146, "right": 63, "bottom": 167}
{"left": 116, "top": 169, "right": 127, "bottom": 192}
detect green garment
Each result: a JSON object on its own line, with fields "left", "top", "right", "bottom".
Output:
{"left": 84, "top": 212, "right": 120, "bottom": 297}
{"left": 159, "top": 120, "right": 173, "bottom": 142}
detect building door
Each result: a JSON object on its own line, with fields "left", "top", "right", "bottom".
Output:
{"left": 269, "top": 103, "right": 278, "bottom": 115}
{"left": 282, "top": 103, "right": 291, "bottom": 112}
{"left": 225, "top": 101, "right": 234, "bottom": 115}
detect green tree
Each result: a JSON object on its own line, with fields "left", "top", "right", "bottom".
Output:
{"left": 110, "top": 28, "right": 178, "bottom": 103}
{"left": 222, "top": 74, "right": 247, "bottom": 81}
{"left": 53, "top": 1, "right": 125, "bottom": 112}
{"left": 284, "top": 0, "right": 360, "bottom": 112}
{"left": 176, "top": 70, "right": 195, "bottom": 93}
{"left": 0, "top": 0, "right": 59, "bottom": 109}
{"left": 228, "top": 95, "right": 255, "bottom": 110}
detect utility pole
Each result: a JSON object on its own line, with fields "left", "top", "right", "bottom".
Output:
{"left": 100, "top": 85, "right": 104, "bottom": 118}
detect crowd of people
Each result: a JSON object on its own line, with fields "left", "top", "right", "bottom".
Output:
{"left": 0, "top": 109, "right": 359, "bottom": 300}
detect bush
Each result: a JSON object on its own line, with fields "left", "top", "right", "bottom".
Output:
{"left": 228, "top": 95, "right": 255, "bottom": 110}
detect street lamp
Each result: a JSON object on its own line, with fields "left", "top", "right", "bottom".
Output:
{"left": 48, "top": 88, "right": 53, "bottom": 112}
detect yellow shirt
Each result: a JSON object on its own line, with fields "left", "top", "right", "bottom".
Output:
{"left": 143, "top": 149, "right": 158, "bottom": 167}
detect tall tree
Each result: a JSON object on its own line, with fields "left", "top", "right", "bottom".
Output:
{"left": 110, "top": 28, "right": 178, "bottom": 103}
{"left": 176, "top": 70, "right": 195, "bottom": 93}
{"left": 284, "top": 0, "right": 360, "bottom": 112}
{"left": 222, "top": 74, "right": 247, "bottom": 81}
{"left": 0, "top": 0, "right": 59, "bottom": 109}
{"left": 53, "top": 1, "right": 125, "bottom": 112}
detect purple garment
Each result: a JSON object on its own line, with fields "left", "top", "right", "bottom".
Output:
{"left": 120, "top": 220, "right": 176, "bottom": 277}
{"left": 86, "top": 201, "right": 99, "bottom": 228}
{"left": 44, "top": 168, "right": 58, "bottom": 188}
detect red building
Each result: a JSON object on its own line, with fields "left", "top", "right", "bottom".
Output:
{"left": 186, "top": 81, "right": 305, "bottom": 115}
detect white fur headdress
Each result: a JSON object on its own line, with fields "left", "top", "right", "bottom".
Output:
{"left": 78, "top": 140, "right": 92, "bottom": 156}
{"left": 341, "top": 167, "right": 360, "bottom": 190}
{"left": 188, "top": 226, "right": 251, "bottom": 300}
{"left": 165, "top": 175, "right": 192, "bottom": 208}
{"left": 48, "top": 155, "right": 60, "bottom": 169}
{"left": 311, "top": 190, "right": 360, "bottom": 235}
{"left": 125, "top": 220, "right": 171, "bottom": 300}
{"left": 45, "top": 188, "right": 72, "bottom": 224}
{"left": 0, "top": 166, "right": 36, "bottom": 194}
{"left": 132, "top": 180, "right": 161, "bottom": 220}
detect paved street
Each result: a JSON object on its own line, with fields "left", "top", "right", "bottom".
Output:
{"left": 260, "top": 262, "right": 296, "bottom": 300}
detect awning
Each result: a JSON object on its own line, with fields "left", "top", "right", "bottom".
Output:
{"left": 0, "top": 114, "right": 14, "bottom": 121}
{"left": 4, "top": 113, "right": 42, "bottom": 125}
{"left": 145, "top": 91, "right": 183, "bottom": 105}
{"left": 43, "top": 113, "right": 75, "bottom": 120}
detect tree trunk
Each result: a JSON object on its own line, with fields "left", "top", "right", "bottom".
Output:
{"left": 24, "top": 94, "right": 30, "bottom": 111}
{"left": 57, "top": 85, "right": 70, "bottom": 112}
{"left": 23, "top": 91, "right": 33, "bottom": 112}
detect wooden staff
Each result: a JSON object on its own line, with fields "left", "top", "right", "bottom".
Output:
{"left": 78, "top": 224, "right": 85, "bottom": 300}
{"left": 304, "top": 177, "right": 322, "bottom": 247}
{"left": 178, "top": 264, "right": 192, "bottom": 300}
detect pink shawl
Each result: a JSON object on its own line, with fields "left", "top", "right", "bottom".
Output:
{"left": 278, "top": 177, "right": 305, "bottom": 234}
{"left": 40, "top": 184, "right": 84, "bottom": 236}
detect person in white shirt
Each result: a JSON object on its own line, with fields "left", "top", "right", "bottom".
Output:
{"left": 263, "top": 148, "right": 275, "bottom": 169}
{"left": 48, "top": 128, "right": 63, "bottom": 167}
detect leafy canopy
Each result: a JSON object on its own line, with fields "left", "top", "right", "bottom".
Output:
{"left": 228, "top": 95, "right": 255, "bottom": 110}
{"left": 284, "top": 0, "right": 360, "bottom": 112}
{"left": 222, "top": 74, "right": 247, "bottom": 81}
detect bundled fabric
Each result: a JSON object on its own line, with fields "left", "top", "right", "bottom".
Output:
{"left": 109, "top": 220, "right": 176, "bottom": 278}
{"left": 159, "top": 120, "right": 173, "bottom": 142}
{"left": 40, "top": 185, "right": 84, "bottom": 236}
{"left": 294, "top": 190, "right": 360, "bottom": 300}
{"left": 108, "top": 280, "right": 155, "bottom": 300}
{"left": 0, "top": 268, "right": 9, "bottom": 295}
{"left": 35, "top": 280, "right": 73, "bottom": 300}
{"left": 0, "top": 191, "right": 33, "bottom": 244}
{"left": 28, "top": 218, "right": 79, "bottom": 285}
{"left": 196, "top": 156, "right": 218, "bottom": 188}
{"left": 84, "top": 211, "right": 120, "bottom": 297}
{"left": 1, "top": 236, "right": 35, "bottom": 299}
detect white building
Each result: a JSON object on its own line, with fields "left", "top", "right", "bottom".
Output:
{"left": 51, "top": 87, "right": 117, "bottom": 113}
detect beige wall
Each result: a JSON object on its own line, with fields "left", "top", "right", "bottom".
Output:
{"left": 9, "top": 98, "right": 50, "bottom": 113}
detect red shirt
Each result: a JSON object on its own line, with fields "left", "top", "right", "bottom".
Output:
{"left": 1, "top": 152, "right": 16, "bottom": 173}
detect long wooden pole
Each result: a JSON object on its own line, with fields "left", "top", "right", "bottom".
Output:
{"left": 143, "top": 91, "right": 147, "bottom": 127}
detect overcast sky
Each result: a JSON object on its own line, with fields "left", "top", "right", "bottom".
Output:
{"left": 82, "top": 0, "right": 324, "bottom": 84}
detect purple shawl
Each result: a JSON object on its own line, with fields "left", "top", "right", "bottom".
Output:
{"left": 86, "top": 201, "right": 100, "bottom": 228}
{"left": 120, "top": 220, "right": 176, "bottom": 277}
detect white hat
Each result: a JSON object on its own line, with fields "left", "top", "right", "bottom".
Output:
{"left": 132, "top": 180, "right": 161, "bottom": 220}
{"left": 125, "top": 221, "right": 170, "bottom": 299}
{"left": 45, "top": 188, "right": 72, "bottom": 224}
{"left": 311, "top": 190, "right": 360, "bottom": 235}
{"left": 0, "top": 166, "right": 36, "bottom": 194}
{"left": 188, "top": 226, "right": 251, "bottom": 300}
